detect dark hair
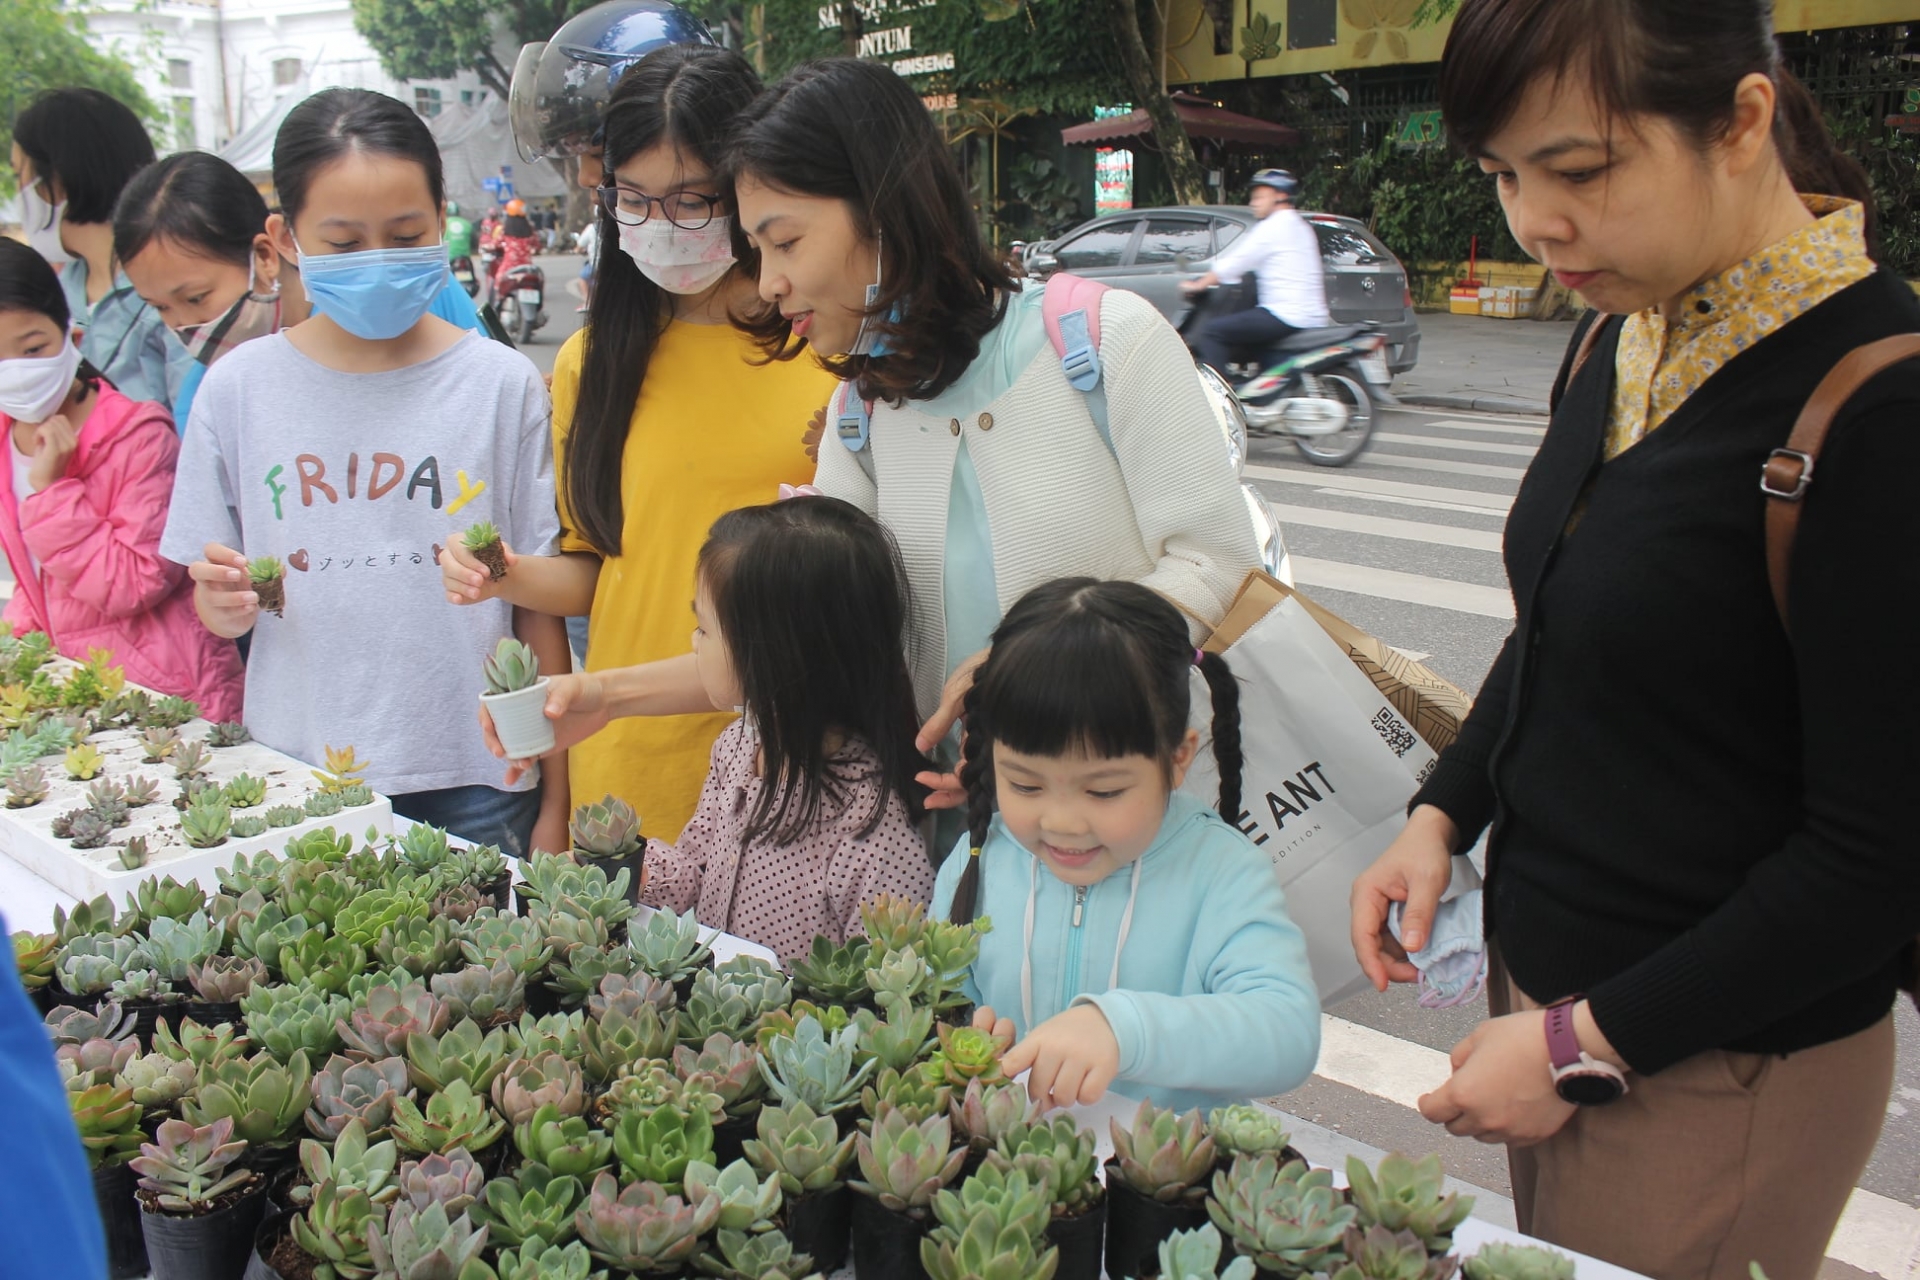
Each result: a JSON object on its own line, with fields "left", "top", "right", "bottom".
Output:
{"left": 272, "top": 89, "right": 445, "bottom": 223}
{"left": 113, "top": 152, "right": 269, "bottom": 270}
{"left": 722, "top": 58, "right": 1017, "bottom": 405}
{"left": 1439, "top": 0, "right": 1876, "bottom": 252}
{"left": 696, "top": 496, "right": 930, "bottom": 847}
{"left": 0, "top": 238, "right": 104, "bottom": 391}
{"left": 568, "top": 44, "right": 763, "bottom": 557}
{"left": 947, "top": 579, "right": 1243, "bottom": 924}
{"left": 14, "top": 89, "right": 156, "bottom": 226}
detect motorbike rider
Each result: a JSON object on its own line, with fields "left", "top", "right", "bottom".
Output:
{"left": 445, "top": 200, "right": 475, "bottom": 260}
{"left": 509, "top": 0, "right": 714, "bottom": 191}
{"left": 1181, "top": 169, "right": 1330, "bottom": 380}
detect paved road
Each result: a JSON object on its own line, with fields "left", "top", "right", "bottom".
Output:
{"left": 1246, "top": 405, "right": 1920, "bottom": 1280}
{"left": 489, "top": 252, "right": 588, "bottom": 376}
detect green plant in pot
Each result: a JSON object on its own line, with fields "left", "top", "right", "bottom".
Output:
{"left": 1104, "top": 1100, "right": 1218, "bottom": 1280}
{"left": 630, "top": 905, "right": 714, "bottom": 986}
{"left": 573, "top": 1172, "right": 720, "bottom": 1274}
{"left": 1156, "top": 1223, "right": 1257, "bottom": 1280}
{"left": 472, "top": 1161, "right": 586, "bottom": 1248}
{"left": 1346, "top": 1152, "right": 1474, "bottom": 1254}
{"left": 920, "top": 1162, "right": 1058, "bottom": 1280}
{"left": 569, "top": 794, "right": 645, "bottom": 888}
{"left": 493, "top": 1050, "right": 587, "bottom": 1127}
{"left": 390, "top": 1078, "right": 508, "bottom": 1156}
{"left": 1462, "top": 1242, "right": 1575, "bottom": 1280}
{"left": 742, "top": 1101, "right": 859, "bottom": 1198}
{"left": 120, "top": 1051, "right": 199, "bottom": 1117}
{"left": 183, "top": 1048, "right": 314, "bottom": 1151}
{"left": 69, "top": 1079, "right": 145, "bottom": 1168}
{"left": 673, "top": 1031, "right": 768, "bottom": 1121}
{"left": 187, "top": 954, "right": 266, "bottom": 1007}
{"left": 612, "top": 1101, "right": 715, "bottom": 1192}
{"left": 396, "top": 1149, "right": 488, "bottom": 1216}
{"left": 683, "top": 1157, "right": 783, "bottom": 1234}
{"left": 579, "top": 994, "right": 680, "bottom": 1085}
{"left": 404, "top": 1015, "right": 516, "bottom": 1094}
{"left": 1322, "top": 1224, "right": 1463, "bottom": 1280}
{"left": 130, "top": 1117, "right": 263, "bottom": 1280}
{"left": 459, "top": 910, "right": 554, "bottom": 980}
{"left": 680, "top": 957, "right": 792, "bottom": 1044}
{"left": 291, "top": 1178, "right": 382, "bottom": 1279}
{"left": 307, "top": 1052, "right": 415, "bottom": 1142}
{"left": 481, "top": 637, "right": 553, "bottom": 760}
{"left": 340, "top": 982, "right": 451, "bottom": 1059}
{"left": 58, "top": 1034, "right": 138, "bottom": 1089}
{"left": 760, "top": 1012, "right": 876, "bottom": 1117}
{"left": 151, "top": 1015, "right": 249, "bottom": 1071}
{"left": 924, "top": 1022, "right": 1012, "bottom": 1090}
{"left": 861, "top": 1064, "right": 953, "bottom": 1126}
{"left": 949, "top": 1079, "right": 1034, "bottom": 1156}
{"left": 374, "top": 917, "right": 466, "bottom": 981}
{"left": 430, "top": 958, "right": 529, "bottom": 1026}
{"left": 1208, "top": 1154, "right": 1357, "bottom": 1278}
{"left": 366, "top": 1199, "right": 493, "bottom": 1280}
{"left": 851, "top": 1101, "right": 966, "bottom": 1214}
{"left": 585, "top": 970, "right": 675, "bottom": 1021}
{"left": 789, "top": 935, "right": 873, "bottom": 1006}
{"left": 514, "top": 1103, "right": 615, "bottom": 1181}
{"left": 698, "top": 1227, "right": 817, "bottom": 1280}
{"left": 597, "top": 1063, "right": 725, "bottom": 1132}
{"left": 493, "top": 1240, "right": 607, "bottom": 1280}
{"left": 856, "top": 1000, "right": 936, "bottom": 1076}
{"left": 240, "top": 983, "right": 349, "bottom": 1062}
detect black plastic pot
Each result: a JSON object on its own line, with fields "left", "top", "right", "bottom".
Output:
{"left": 513, "top": 884, "right": 535, "bottom": 917}
{"left": 241, "top": 1209, "right": 296, "bottom": 1280}
{"left": 523, "top": 979, "right": 562, "bottom": 1019}
{"left": 711, "top": 1113, "right": 755, "bottom": 1169}
{"left": 93, "top": 1158, "right": 149, "bottom": 1280}
{"left": 940, "top": 1002, "right": 977, "bottom": 1029}
{"left": 1102, "top": 1160, "right": 1210, "bottom": 1280}
{"left": 122, "top": 998, "right": 188, "bottom": 1050}
{"left": 140, "top": 1183, "right": 267, "bottom": 1280}
{"left": 579, "top": 849, "right": 645, "bottom": 904}
{"left": 785, "top": 1185, "right": 852, "bottom": 1274}
{"left": 1047, "top": 1196, "right": 1107, "bottom": 1280}
{"left": 182, "top": 1000, "right": 244, "bottom": 1030}
{"left": 480, "top": 871, "right": 513, "bottom": 912}
{"left": 850, "top": 1191, "right": 930, "bottom": 1280}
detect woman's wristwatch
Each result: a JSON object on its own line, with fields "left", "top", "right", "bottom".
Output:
{"left": 1545, "top": 995, "right": 1628, "bottom": 1105}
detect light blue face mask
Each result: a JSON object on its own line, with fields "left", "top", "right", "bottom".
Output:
{"left": 297, "top": 243, "right": 449, "bottom": 340}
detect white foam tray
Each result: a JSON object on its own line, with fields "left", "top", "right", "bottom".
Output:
{"left": 0, "top": 718, "right": 392, "bottom": 902}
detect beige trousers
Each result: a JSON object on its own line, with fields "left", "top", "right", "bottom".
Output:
{"left": 1489, "top": 954, "right": 1893, "bottom": 1280}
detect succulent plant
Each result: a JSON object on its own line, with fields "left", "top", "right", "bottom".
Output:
{"left": 404, "top": 1015, "right": 516, "bottom": 1095}
{"left": 1462, "top": 1243, "right": 1576, "bottom": 1280}
{"left": 683, "top": 1158, "right": 782, "bottom": 1234}
{"left": 459, "top": 911, "right": 553, "bottom": 978}
{"left": 337, "top": 782, "right": 376, "bottom": 807}
{"left": 391, "top": 1078, "right": 507, "bottom": 1155}
{"left": 507, "top": 1010, "right": 589, "bottom": 1061}
{"left": 180, "top": 797, "right": 232, "bottom": 848}
{"left": 515, "top": 1103, "right": 615, "bottom": 1180}
{"left": 866, "top": 946, "right": 933, "bottom": 1009}
{"left": 698, "top": 1228, "right": 816, "bottom": 1280}
{"left": 308, "top": 1052, "right": 415, "bottom": 1141}
{"left": 265, "top": 802, "right": 306, "bottom": 828}
{"left": 223, "top": 771, "right": 267, "bottom": 808}
{"left": 484, "top": 637, "right": 542, "bottom": 695}
{"left": 86, "top": 779, "right": 131, "bottom": 825}
{"left": 242, "top": 984, "right": 349, "bottom": 1062}
{"left": 580, "top": 995, "right": 680, "bottom": 1086}
{"left": 1208, "top": 1154, "right": 1358, "bottom": 1278}
{"left": 184, "top": 1047, "right": 313, "bottom": 1148}
{"left": 117, "top": 837, "right": 150, "bottom": 870}
{"left": 374, "top": 916, "right": 466, "bottom": 979}
{"left": 119, "top": 1051, "right": 199, "bottom": 1116}
{"left": 172, "top": 739, "right": 211, "bottom": 779}
{"left": 754, "top": 1000, "right": 853, "bottom": 1052}
{"left": 585, "top": 971, "right": 675, "bottom": 1021}
{"left": 789, "top": 935, "right": 873, "bottom": 1005}
{"left": 851, "top": 1102, "right": 967, "bottom": 1214}
{"left": 741, "top": 1102, "right": 857, "bottom": 1198}
{"left": 923, "top": 1162, "right": 1054, "bottom": 1275}
{"left": 152, "top": 1015, "right": 250, "bottom": 1069}
{"left": 341, "top": 982, "right": 451, "bottom": 1059}
{"left": 493, "top": 1051, "right": 587, "bottom": 1127}
{"left": 1158, "top": 1223, "right": 1258, "bottom": 1280}
{"left": 450, "top": 843, "right": 510, "bottom": 890}
{"left": 599, "top": 1062, "right": 724, "bottom": 1132}
{"left": 861, "top": 1064, "right": 952, "bottom": 1126}
{"left": 312, "top": 744, "right": 372, "bottom": 795}
{"left": 1112, "top": 1099, "right": 1217, "bottom": 1203}
{"left": 925, "top": 1021, "right": 1012, "bottom": 1090}
{"left": 397, "top": 1148, "right": 489, "bottom": 1216}
{"left": 137, "top": 910, "right": 224, "bottom": 983}
{"left": 69, "top": 808, "right": 114, "bottom": 848}
{"left": 5, "top": 763, "right": 48, "bottom": 807}
{"left": 612, "top": 1102, "right": 714, "bottom": 1191}
{"left": 70, "top": 1080, "right": 144, "bottom": 1168}
{"left": 12, "top": 928, "right": 57, "bottom": 992}
{"left": 473, "top": 1162, "right": 586, "bottom": 1248}
{"left": 543, "top": 936, "right": 634, "bottom": 1010}
{"left": 1319, "top": 1225, "right": 1462, "bottom": 1280}
{"left": 855, "top": 1000, "right": 935, "bottom": 1076}
{"left": 320, "top": 886, "right": 415, "bottom": 951}
{"left": 286, "top": 826, "right": 355, "bottom": 865}
{"left": 573, "top": 1172, "right": 719, "bottom": 1274}
{"left": 188, "top": 954, "right": 267, "bottom": 1004}
{"left": 306, "top": 790, "right": 346, "bottom": 818}
{"left": 230, "top": 906, "right": 316, "bottom": 979}
{"left": 569, "top": 795, "right": 642, "bottom": 859}
{"left": 760, "top": 1014, "right": 876, "bottom": 1116}
{"left": 122, "top": 774, "right": 161, "bottom": 807}
{"left": 180, "top": 778, "right": 224, "bottom": 811}
{"left": 108, "top": 968, "right": 179, "bottom": 1005}
{"left": 281, "top": 863, "right": 356, "bottom": 928}
{"left": 58, "top": 1034, "right": 139, "bottom": 1087}
{"left": 299, "top": 1116, "right": 401, "bottom": 1205}
{"left": 367, "top": 1200, "right": 494, "bottom": 1280}
{"left": 48, "top": 806, "right": 85, "bottom": 840}
{"left": 56, "top": 932, "right": 139, "bottom": 996}
{"left": 949, "top": 1079, "right": 1035, "bottom": 1156}
{"left": 291, "top": 1179, "right": 382, "bottom": 1280}
{"left": 672, "top": 1032, "right": 766, "bottom": 1120}
{"left": 859, "top": 894, "right": 929, "bottom": 953}
{"left": 229, "top": 814, "right": 268, "bottom": 838}
{"left": 493, "top": 1241, "right": 608, "bottom": 1280}
{"left": 989, "top": 1114, "right": 1102, "bottom": 1215}
{"left": 629, "top": 906, "right": 714, "bottom": 985}
{"left": 139, "top": 725, "right": 181, "bottom": 761}
{"left": 132, "top": 1116, "right": 257, "bottom": 1212}
{"left": 918, "top": 917, "right": 990, "bottom": 1013}
{"left": 64, "top": 742, "right": 104, "bottom": 780}
{"left": 1207, "top": 1104, "right": 1296, "bottom": 1165}
{"left": 390, "top": 821, "right": 449, "bottom": 871}
{"left": 206, "top": 720, "right": 252, "bottom": 747}
{"left": 433, "top": 882, "right": 486, "bottom": 924}
{"left": 680, "top": 957, "right": 791, "bottom": 1044}
{"left": 1347, "top": 1152, "right": 1473, "bottom": 1254}
{"left": 273, "top": 933, "right": 367, "bottom": 998}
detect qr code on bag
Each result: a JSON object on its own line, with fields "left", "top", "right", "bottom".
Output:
{"left": 1372, "top": 708, "right": 1417, "bottom": 758}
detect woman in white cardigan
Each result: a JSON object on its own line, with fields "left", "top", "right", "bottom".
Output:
{"left": 482, "top": 57, "right": 1258, "bottom": 831}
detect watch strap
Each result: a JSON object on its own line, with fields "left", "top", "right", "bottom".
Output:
{"left": 1544, "top": 995, "right": 1585, "bottom": 1071}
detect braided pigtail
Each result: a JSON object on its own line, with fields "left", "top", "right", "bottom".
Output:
{"left": 1196, "top": 650, "right": 1242, "bottom": 822}
{"left": 948, "top": 684, "right": 995, "bottom": 925}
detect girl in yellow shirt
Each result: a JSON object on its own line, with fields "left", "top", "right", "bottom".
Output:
{"left": 439, "top": 45, "right": 830, "bottom": 839}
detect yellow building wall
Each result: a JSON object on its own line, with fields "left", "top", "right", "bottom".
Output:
{"left": 1168, "top": 0, "right": 1920, "bottom": 87}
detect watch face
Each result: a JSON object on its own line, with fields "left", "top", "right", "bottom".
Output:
{"left": 1556, "top": 1070, "right": 1625, "bottom": 1106}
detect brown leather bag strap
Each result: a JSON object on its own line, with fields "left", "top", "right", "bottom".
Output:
{"left": 1763, "top": 334, "right": 1920, "bottom": 627}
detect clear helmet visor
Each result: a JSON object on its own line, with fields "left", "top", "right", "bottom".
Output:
{"left": 508, "top": 0, "right": 716, "bottom": 163}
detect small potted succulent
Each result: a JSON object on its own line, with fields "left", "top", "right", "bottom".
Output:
{"left": 248, "top": 556, "right": 286, "bottom": 618}
{"left": 1104, "top": 1100, "right": 1217, "bottom": 1280}
{"left": 760, "top": 1012, "right": 876, "bottom": 1123}
{"left": 743, "top": 1102, "right": 859, "bottom": 1272}
{"left": 1156, "top": 1223, "right": 1256, "bottom": 1280}
{"left": 570, "top": 795, "right": 647, "bottom": 903}
{"left": 480, "top": 637, "right": 553, "bottom": 760}
{"left": 68, "top": 1070, "right": 149, "bottom": 1279}
{"left": 1346, "top": 1152, "right": 1474, "bottom": 1256}
{"left": 919, "top": 1162, "right": 1057, "bottom": 1280}
{"left": 573, "top": 1172, "right": 720, "bottom": 1275}
{"left": 847, "top": 1102, "right": 967, "bottom": 1280}
{"left": 463, "top": 520, "right": 510, "bottom": 582}
{"left": 1463, "top": 1241, "right": 1576, "bottom": 1280}
{"left": 1207, "top": 1153, "right": 1358, "bottom": 1279}
{"left": 1209, "top": 1104, "right": 1308, "bottom": 1177}
{"left": 990, "top": 1113, "right": 1105, "bottom": 1280}
{"left": 132, "top": 1117, "right": 267, "bottom": 1280}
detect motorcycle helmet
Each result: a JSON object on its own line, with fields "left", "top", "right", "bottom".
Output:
{"left": 509, "top": 0, "right": 715, "bottom": 163}
{"left": 505, "top": 198, "right": 527, "bottom": 215}
{"left": 447, "top": 201, "right": 461, "bottom": 216}
{"left": 1249, "top": 168, "right": 1301, "bottom": 199}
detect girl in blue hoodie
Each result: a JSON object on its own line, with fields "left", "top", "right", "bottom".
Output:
{"left": 930, "top": 578, "right": 1320, "bottom": 1113}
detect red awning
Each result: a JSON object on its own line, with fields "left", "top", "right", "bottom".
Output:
{"left": 1060, "top": 92, "right": 1299, "bottom": 150}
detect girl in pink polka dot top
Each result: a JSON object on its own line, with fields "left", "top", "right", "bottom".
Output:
{"left": 637, "top": 496, "right": 934, "bottom": 962}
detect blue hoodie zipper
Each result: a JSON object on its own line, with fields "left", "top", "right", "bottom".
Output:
{"left": 1060, "top": 884, "right": 1089, "bottom": 1012}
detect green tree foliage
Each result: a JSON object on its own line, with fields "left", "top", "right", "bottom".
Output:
{"left": 349, "top": 0, "right": 601, "bottom": 97}
{"left": 1300, "top": 136, "right": 1522, "bottom": 287}
{"left": 2, "top": 0, "right": 160, "bottom": 202}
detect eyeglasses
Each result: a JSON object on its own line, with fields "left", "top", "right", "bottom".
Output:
{"left": 596, "top": 184, "right": 724, "bottom": 230}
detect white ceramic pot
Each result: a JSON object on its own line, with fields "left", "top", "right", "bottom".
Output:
{"left": 480, "top": 677, "right": 554, "bottom": 760}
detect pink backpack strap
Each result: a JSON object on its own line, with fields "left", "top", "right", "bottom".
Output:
{"left": 1042, "top": 273, "right": 1110, "bottom": 391}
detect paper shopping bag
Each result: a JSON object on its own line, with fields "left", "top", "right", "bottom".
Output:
{"left": 1183, "top": 571, "right": 1469, "bottom": 1006}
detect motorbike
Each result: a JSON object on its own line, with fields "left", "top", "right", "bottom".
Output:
{"left": 495, "top": 261, "right": 549, "bottom": 346}
{"left": 1176, "top": 280, "right": 1392, "bottom": 467}
{"left": 450, "top": 255, "right": 480, "bottom": 298}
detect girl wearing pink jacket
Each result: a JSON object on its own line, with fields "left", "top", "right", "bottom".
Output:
{"left": 0, "top": 238, "right": 243, "bottom": 720}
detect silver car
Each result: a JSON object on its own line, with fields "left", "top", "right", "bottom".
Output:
{"left": 1025, "top": 206, "right": 1422, "bottom": 375}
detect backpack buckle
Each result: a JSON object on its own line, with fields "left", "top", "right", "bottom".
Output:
{"left": 1759, "top": 448, "right": 1814, "bottom": 501}
{"left": 1057, "top": 308, "right": 1102, "bottom": 392}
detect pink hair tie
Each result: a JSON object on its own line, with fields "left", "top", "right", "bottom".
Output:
{"left": 1194, "top": 648, "right": 1205, "bottom": 667}
{"left": 778, "top": 483, "right": 823, "bottom": 501}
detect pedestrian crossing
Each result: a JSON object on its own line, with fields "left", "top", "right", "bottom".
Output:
{"left": 1247, "top": 406, "right": 1920, "bottom": 1280}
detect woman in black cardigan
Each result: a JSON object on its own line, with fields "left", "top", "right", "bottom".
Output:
{"left": 1349, "top": 2, "right": 1920, "bottom": 1277}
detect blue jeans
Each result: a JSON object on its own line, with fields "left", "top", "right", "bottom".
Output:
{"left": 391, "top": 784, "right": 541, "bottom": 860}
{"left": 1198, "top": 306, "right": 1299, "bottom": 380}
{"left": 565, "top": 615, "right": 589, "bottom": 664}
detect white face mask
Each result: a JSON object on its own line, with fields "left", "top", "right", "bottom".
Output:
{"left": 20, "top": 186, "right": 71, "bottom": 268}
{"left": 617, "top": 217, "right": 736, "bottom": 295}
{"left": 0, "top": 339, "right": 83, "bottom": 425}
